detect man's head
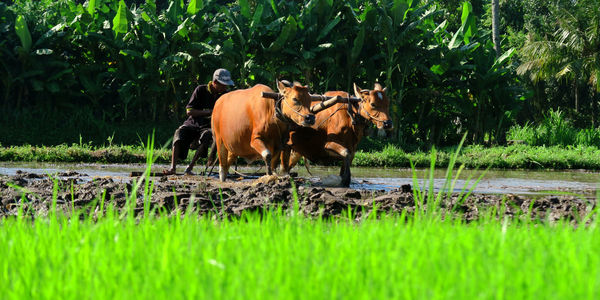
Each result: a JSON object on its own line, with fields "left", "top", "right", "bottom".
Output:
{"left": 211, "top": 68, "right": 234, "bottom": 94}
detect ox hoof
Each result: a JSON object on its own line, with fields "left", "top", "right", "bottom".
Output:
{"left": 252, "top": 174, "right": 279, "bottom": 186}
{"left": 320, "top": 174, "right": 343, "bottom": 187}
{"left": 184, "top": 167, "right": 195, "bottom": 176}
{"left": 162, "top": 169, "right": 176, "bottom": 176}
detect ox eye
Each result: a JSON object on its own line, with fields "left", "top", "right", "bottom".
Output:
{"left": 370, "top": 103, "right": 376, "bottom": 109}
{"left": 292, "top": 97, "right": 299, "bottom": 103}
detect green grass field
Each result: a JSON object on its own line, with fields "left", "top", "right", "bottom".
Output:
{"left": 1, "top": 207, "right": 599, "bottom": 299}
{"left": 3, "top": 143, "right": 600, "bottom": 170}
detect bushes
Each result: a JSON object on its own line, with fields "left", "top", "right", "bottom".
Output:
{"left": 507, "top": 109, "right": 600, "bottom": 147}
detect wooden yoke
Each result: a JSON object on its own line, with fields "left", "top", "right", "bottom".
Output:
{"left": 260, "top": 92, "right": 360, "bottom": 113}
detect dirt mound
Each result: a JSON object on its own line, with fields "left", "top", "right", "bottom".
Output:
{"left": 0, "top": 171, "right": 595, "bottom": 223}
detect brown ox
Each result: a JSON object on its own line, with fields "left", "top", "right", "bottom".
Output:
{"left": 281, "top": 83, "right": 393, "bottom": 187}
{"left": 211, "top": 81, "right": 315, "bottom": 181}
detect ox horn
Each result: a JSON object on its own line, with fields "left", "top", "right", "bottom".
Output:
{"left": 310, "top": 95, "right": 342, "bottom": 113}
{"left": 276, "top": 80, "right": 287, "bottom": 94}
{"left": 353, "top": 83, "right": 363, "bottom": 99}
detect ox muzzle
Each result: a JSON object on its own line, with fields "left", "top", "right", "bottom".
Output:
{"left": 383, "top": 120, "right": 393, "bottom": 130}
{"left": 304, "top": 114, "right": 315, "bottom": 125}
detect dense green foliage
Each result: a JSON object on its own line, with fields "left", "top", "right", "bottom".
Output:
{"left": 1, "top": 0, "right": 599, "bottom": 148}
{"left": 515, "top": 0, "right": 600, "bottom": 127}
{"left": 1, "top": 0, "right": 521, "bottom": 147}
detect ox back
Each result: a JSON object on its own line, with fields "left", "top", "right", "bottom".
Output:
{"left": 212, "top": 84, "right": 283, "bottom": 181}
{"left": 212, "top": 81, "right": 316, "bottom": 182}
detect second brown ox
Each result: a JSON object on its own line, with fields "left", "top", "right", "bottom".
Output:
{"left": 281, "top": 83, "right": 393, "bottom": 187}
{"left": 211, "top": 81, "right": 316, "bottom": 181}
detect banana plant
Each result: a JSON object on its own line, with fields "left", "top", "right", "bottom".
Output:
{"left": 8, "top": 10, "right": 77, "bottom": 110}
{"left": 375, "top": 0, "right": 441, "bottom": 140}
{"left": 422, "top": 1, "right": 521, "bottom": 144}
{"left": 223, "top": 0, "right": 278, "bottom": 86}
{"left": 280, "top": 0, "right": 345, "bottom": 89}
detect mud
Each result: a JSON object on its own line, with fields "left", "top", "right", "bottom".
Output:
{"left": 0, "top": 170, "right": 596, "bottom": 223}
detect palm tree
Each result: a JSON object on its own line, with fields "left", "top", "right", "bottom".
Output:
{"left": 491, "top": 0, "right": 500, "bottom": 57}
{"left": 517, "top": 0, "right": 600, "bottom": 124}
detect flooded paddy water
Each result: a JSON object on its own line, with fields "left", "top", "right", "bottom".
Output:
{"left": 1, "top": 162, "right": 599, "bottom": 195}
{"left": 0, "top": 161, "right": 598, "bottom": 221}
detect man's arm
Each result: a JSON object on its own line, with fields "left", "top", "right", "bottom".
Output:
{"left": 187, "top": 108, "right": 211, "bottom": 117}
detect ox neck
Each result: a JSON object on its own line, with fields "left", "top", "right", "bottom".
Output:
{"left": 272, "top": 97, "right": 293, "bottom": 147}
{"left": 274, "top": 96, "right": 297, "bottom": 126}
{"left": 347, "top": 101, "right": 368, "bottom": 126}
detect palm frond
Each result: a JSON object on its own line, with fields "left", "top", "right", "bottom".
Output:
{"left": 556, "top": 64, "right": 573, "bottom": 80}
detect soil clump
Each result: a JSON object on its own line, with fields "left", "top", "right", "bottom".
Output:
{"left": 0, "top": 171, "right": 595, "bottom": 223}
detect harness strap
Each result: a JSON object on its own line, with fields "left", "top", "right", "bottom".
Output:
{"left": 274, "top": 96, "right": 295, "bottom": 124}
{"left": 358, "top": 101, "right": 386, "bottom": 123}
{"left": 272, "top": 96, "right": 294, "bottom": 147}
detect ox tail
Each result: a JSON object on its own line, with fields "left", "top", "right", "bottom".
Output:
{"left": 303, "top": 157, "right": 313, "bottom": 176}
{"left": 203, "top": 139, "right": 218, "bottom": 177}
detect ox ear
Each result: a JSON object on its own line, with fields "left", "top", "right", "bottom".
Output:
{"left": 353, "top": 83, "right": 362, "bottom": 98}
{"left": 382, "top": 87, "right": 387, "bottom": 94}
{"left": 277, "top": 80, "right": 287, "bottom": 93}
{"left": 374, "top": 83, "right": 382, "bottom": 91}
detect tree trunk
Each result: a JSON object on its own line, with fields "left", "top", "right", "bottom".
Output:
{"left": 591, "top": 91, "right": 597, "bottom": 128}
{"left": 574, "top": 81, "right": 579, "bottom": 112}
{"left": 491, "top": 0, "right": 501, "bottom": 57}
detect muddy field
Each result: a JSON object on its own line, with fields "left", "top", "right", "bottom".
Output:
{"left": 0, "top": 170, "right": 596, "bottom": 222}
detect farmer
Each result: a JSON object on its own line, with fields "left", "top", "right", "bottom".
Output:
{"left": 163, "top": 68, "right": 234, "bottom": 175}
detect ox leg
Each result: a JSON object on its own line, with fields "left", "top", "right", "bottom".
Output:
{"left": 264, "top": 152, "right": 273, "bottom": 175}
{"left": 227, "top": 152, "right": 237, "bottom": 171}
{"left": 279, "top": 147, "right": 293, "bottom": 175}
{"left": 325, "top": 142, "right": 352, "bottom": 187}
{"left": 340, "top": 153, "right": 354, "bottom": 187}
{"left": 288, "top": 150, "right": 303, "bottom": 171}
{"left": 270, "top": 149, "right": 281, "bottom": 175}
{"left": 217, "top": 142, "right": 229, "bottom": 182}
{"left": 250, "top": 138, "right": 273, "bottom": 175}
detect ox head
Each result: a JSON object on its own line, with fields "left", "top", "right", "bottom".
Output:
{"left": 354, "top": 83, "right": 393, "bottom": 134}
{"left": 277, "top": 80, "right": 316, "bottom": 126}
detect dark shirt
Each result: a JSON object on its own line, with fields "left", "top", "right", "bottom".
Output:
{"left": 182, "top": 84, "right": 224, "bottom": 129}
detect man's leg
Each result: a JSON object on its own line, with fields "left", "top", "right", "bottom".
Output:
{"left": 164, "top": 141, "right": 182, "bottom": 175}
{"left": 164, "top": 127, "right": 194, "bottom": 175}
{"left": 184, "top": 143, "right": 208, "bottom": 175}
{"left": 185, "top": 129, "right": 212, "bottom": 175}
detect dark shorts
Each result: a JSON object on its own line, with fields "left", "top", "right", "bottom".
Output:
{"left": 173, "top": 126, "right": 212, "bottom": 160}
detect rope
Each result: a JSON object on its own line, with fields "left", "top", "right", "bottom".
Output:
{"left": 315, "top": 103, "right": 347, "bottom": 128}
{"left": 281, "top": 94, "right": 312, "bottom": 120}
{"left": 230, "top": 164, "right": 265, "bottom": 177}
